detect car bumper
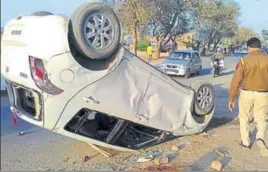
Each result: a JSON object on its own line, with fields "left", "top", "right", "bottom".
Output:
{"left": 10, "top": 106, "right": 44, "bottom": 127}
{"left": 161, "top": 67, "right": 187, "bottom": 76}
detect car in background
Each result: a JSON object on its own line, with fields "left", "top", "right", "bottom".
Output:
{"left": 160, "top": 50, "right": 202, "bottom": 78}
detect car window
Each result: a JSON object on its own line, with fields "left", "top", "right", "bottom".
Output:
{"left": 196, "top": 53, "right": 200, "bottom": 60}
{"left": 168, "top": 52, "right": 191, "bottom": 61}
{"left": 192, "top": 53, "right": 200, "bottom": 61}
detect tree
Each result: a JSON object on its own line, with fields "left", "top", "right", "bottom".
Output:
{"left": 148, "top": 0, "right": 193, "bottom": 58}
{"left": 232, "top": 27, "right": 258, "bottom": 47}
{"left": 193, "top": 0, "right": 240, "bottom": 51}
{"left": 262, "top": 29, "right": 268, "bottom": 43}
{"left": 114, "top": 0, "right": 152, "bottom": 55}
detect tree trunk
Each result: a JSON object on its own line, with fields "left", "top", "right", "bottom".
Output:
{"left": 196, "top": 41, "right": 201, "bottom": 51}
{"left": 156, "top": 37, "right": 162, "bottom": 59}
{"left": 213, "top": 36, "right": 222, "bottom": 51}
{"left": 131, "top": 25, "right": 138, "bottom": 55}
{"left": 207, "top": 39, "right": 213, "bottom": 51}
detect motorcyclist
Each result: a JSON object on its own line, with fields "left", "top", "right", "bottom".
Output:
{"left": 211, "top": 48, "right": 224, "bottom": 61}
{"left": 211, "top": 48, "right": 225, "bottom": 74}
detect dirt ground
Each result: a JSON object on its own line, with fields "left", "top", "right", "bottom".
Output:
{"left": 1, "top": 55, "right": 268, "bottom": 171}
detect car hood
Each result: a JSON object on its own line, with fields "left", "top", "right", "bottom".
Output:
{"left": 163, "top": 59, "right": 190, "bottom": 66}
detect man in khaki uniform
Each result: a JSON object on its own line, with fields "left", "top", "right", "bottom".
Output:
{"left": 229, "top": 37, "right": 268, "bottom": 154}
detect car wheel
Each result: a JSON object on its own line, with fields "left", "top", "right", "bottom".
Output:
{"left": 191, "top": 81, "right": 215, "bottom": 116}
{"left": 184, "top": 69, "right": 191, "bottom": 79}
{"left": 69, "top": 3, "right": 121, "bottom": 60}
{"left": 30, "top": 11, "right": 53, "bottom": 16}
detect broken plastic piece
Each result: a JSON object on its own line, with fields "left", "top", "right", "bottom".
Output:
{"left": 137, "top": 155, "right": 154, "bottom": 163}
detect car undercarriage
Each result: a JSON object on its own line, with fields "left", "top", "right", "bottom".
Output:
{"left": 64, "top": 109, "right": 175, "bottom": 150}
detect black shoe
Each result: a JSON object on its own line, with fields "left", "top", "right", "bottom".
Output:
{"left": 256, "top": 138, "right": 268, "bottom": 150}
{"left": 239, "top": 141, "right": 251, "bottom": 149}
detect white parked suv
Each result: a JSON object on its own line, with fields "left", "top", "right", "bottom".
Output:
{"left": 1, "top": 3, "right": 215, "bottom": 151}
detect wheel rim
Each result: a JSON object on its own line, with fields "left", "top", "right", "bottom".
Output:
{"left": 197, "top": 86, "right": 213, "bottom": 110}
{"left": 84, "top": 13, "right": 114, "bottom": 50}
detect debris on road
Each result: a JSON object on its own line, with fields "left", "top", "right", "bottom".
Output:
{"left": 81, "top": 155, "right": 91, "bottom": 164}
{"left": 72, "top": 161, "right": 77, "bottom": 165}
{"left": 84, "top": 155, "right": 91, "bottom": 162}
{"left": 49, "top": 140, "right": 57, "bottom": 143}
{"left": 88, "top": 144, "right": 120, "bottom": 157}
{"left": 63, "top": 157, "right": 71, "bottom": 163}
{"left": 37, "top": 167, "right": 51, "bottom": 171}
{"left": 139, "top": 165, "right": 184, "bottom": 171}
{"left": 154, "top": 155, "right": 169, "bottom": 165}
{"left": 211, "top": 160, "right": 223, "bottom": 171}
{"left": 176, "top": 137, "right": 191, "bottom": 150}
{"left": 17, "top": 131, "right": 24, "bottom": 136}
{"left": 200, "top": 132, "right": 210, "bottom": 137}
{"left": 137, "top": 155, "right": 154, "bottom": 163}
{"left": 171, "top": 145, "right": 179, "bottom": 152}
{"left": 215, "top": 149, "right": 225, "bottom": 158}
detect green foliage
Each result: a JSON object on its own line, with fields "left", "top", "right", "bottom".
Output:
{"left": 137, "top": 39, "right": 149, "bottom": 51}
{"left": 114, "top": 0, "right": 152, "bottom": 32}
{"left": 194, "top": 0, "right": 240, "bottom": 49}
{"left": 262, "top": 29, "right": 268, "bottom": 42}
{"left": 232, "top": 27, "right": 258, "bottom": 46}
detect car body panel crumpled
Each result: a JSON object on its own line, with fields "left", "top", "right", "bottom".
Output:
{"left": 57, "top": 48, "right": 193, "bottom": 132}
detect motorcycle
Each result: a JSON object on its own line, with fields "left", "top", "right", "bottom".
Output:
{"left": 211, "top": 58, "right": 224, "bottom": 77}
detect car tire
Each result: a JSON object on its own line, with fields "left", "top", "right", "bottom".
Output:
{"left": 69, "top": 3, "right": 121, "bottom": 60}
{"left": 30, "top": 11, "right": 53, "bottom": 16}
{"left": 197, "top": 66, "right": 202, "bottom": 75}
{"left": 184, "top": 69, "right": 191, "bottom": 79}
{"left": 191, "top": 81, "right": 215, "bottom": 116}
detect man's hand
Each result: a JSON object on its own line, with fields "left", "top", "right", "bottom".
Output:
{"left": 228, "top": 101, "right": 235, "bottom": 111}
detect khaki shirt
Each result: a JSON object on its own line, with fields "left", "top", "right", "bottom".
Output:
{"left": 229, "top": 50, "right": 268, "bottom": 102}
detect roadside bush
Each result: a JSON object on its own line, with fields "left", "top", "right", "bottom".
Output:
{"left": 137, "top": 40, "right": 150, "bottom": 51}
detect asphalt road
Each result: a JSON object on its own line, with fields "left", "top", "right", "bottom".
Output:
{"left": 1, "top": 55, "right": 240, "bottom": 171}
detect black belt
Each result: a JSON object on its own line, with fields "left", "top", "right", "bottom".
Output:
{"left": 242, "top": 89, "right": 268, "bottom": 93}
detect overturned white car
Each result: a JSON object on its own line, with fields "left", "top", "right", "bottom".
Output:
{"left": 1, "top": 3, "right": 215, "bottom": 151}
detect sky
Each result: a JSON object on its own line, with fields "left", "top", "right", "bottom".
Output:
{"left": 1, "top": 0, "right": 268, "bottom": 34}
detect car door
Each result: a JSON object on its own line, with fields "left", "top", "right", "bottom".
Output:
{"left": 136, "top": 73, "right": 190, "bottom": 131}
{"left": 190, "top": 53, "right": 197, "bottom": 72}
{"left": 193, "top": 52, "right": 201, "bottom": 72}
{"left": 189, "top": 53, "right": 196, "bottom": 72}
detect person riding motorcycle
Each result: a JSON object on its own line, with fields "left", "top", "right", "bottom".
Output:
{"left": 211, "top": 48, "right": 224, "bottom": 76}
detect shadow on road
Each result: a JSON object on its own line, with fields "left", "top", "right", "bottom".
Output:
{"left": 205, "top": 84, "right": 238, "bottom": 132}
{"left": 202, "top": 68, "right": 212, "bottom": 76}
{"left": 188, "top": 146, "right": 232, "bottom": 171}
{"left": 220, "top": 70, "right": 234, "bottom": 76}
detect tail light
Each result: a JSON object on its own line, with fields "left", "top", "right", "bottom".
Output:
{"left": 29, "top": 56, "right": 63, "bottom": 95}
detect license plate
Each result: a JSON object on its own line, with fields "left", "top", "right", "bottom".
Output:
{"left": 165, "top": 69, "right": 178, "bottom": 74}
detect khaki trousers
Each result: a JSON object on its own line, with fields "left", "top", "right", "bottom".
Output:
{"left": 239, "top": 90, "right": 268, "bottom": 146}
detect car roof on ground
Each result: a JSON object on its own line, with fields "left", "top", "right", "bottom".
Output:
{"left": 173, "top": 50, "right": 198, "bottom": 53}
